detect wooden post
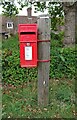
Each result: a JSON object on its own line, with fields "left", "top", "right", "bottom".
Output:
{"left": 37, "top": 15, "right": 51, "bottom": 106}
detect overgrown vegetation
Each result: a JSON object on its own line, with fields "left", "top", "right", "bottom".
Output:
{"left": 2, "top": 35, "right": 76, "bottom": 118}
{"left": 50, "top": 32, "right": 75, "bottom": 79}
{"left": 2, "top": 34, "right": 75, "bottom": 86}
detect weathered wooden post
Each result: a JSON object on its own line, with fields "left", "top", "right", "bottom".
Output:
{"left": 37, "top": 15, "right": 51, "bottom": 106}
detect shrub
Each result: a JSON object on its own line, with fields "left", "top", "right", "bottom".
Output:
{"left": 51, "top": 31, "right": 64, "bottom": 45}
{"left": 50, "top": 42, "right": 76, "bottom": 79}
{"left": 2, "top": 49, "right": 37, "bottom": 86}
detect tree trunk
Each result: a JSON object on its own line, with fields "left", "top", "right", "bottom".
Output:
{"left": 63, "top": 2, "right": 75, "bottom": 46}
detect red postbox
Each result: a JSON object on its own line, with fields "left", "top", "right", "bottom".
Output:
{"left": 18, "top": 24, "right": 37, "bottom": 67}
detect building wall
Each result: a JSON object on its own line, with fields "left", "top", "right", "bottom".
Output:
{"left": 0, "top": 15, "right": 37, "bottom": 35}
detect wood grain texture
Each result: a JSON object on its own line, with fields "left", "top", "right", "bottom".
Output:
{"left": 37, "top": 16, "right": 51, "bottom": 106}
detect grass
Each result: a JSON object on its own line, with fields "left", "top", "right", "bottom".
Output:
{"left": 2, "top": 78, "right": 75, "bottom": 118}
{"left": 2, "top": 35, "right": 76, "bottom": 119}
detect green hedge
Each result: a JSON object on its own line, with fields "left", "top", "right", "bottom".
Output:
{"left": 50, "top": 43, "right": 75, "bottom": 79}
{"left": 2, "top": 35, "right": 76, "bottom": 85}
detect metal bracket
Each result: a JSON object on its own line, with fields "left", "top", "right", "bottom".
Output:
{"left": 37, "top": 40, "right": 50, "bottom": 42}
{"left": 37, "top": 59, "right": 50, "bottom": 62}
{"left": 37, "top": 39, "right": 50, "bottom": 62}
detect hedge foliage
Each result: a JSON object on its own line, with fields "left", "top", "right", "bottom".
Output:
{"left": 2, "top": 34, "right": 76, "bottom": 85}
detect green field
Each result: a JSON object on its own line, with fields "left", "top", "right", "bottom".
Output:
{"left": 2, "top": 35, "right": 76, "bottom": 118}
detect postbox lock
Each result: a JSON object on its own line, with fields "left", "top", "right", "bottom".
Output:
{"left": 26, "top": 43, "right": 30, "bottom": 46}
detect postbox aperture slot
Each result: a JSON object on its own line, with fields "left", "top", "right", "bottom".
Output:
{"left": 20, "top": 32, "right": 36, "bottom": 35}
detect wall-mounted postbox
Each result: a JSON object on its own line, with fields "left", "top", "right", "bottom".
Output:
{"left": 18, "top": 24, "right": 37, "bottom": 67}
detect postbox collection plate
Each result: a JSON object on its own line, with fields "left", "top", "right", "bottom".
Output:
{"left": 25, "top": 46, "right": 32, "bottom": 60}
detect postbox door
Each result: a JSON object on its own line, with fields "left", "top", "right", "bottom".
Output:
{"left": 20, "top": 42, "right": 37, "bottom": 67}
